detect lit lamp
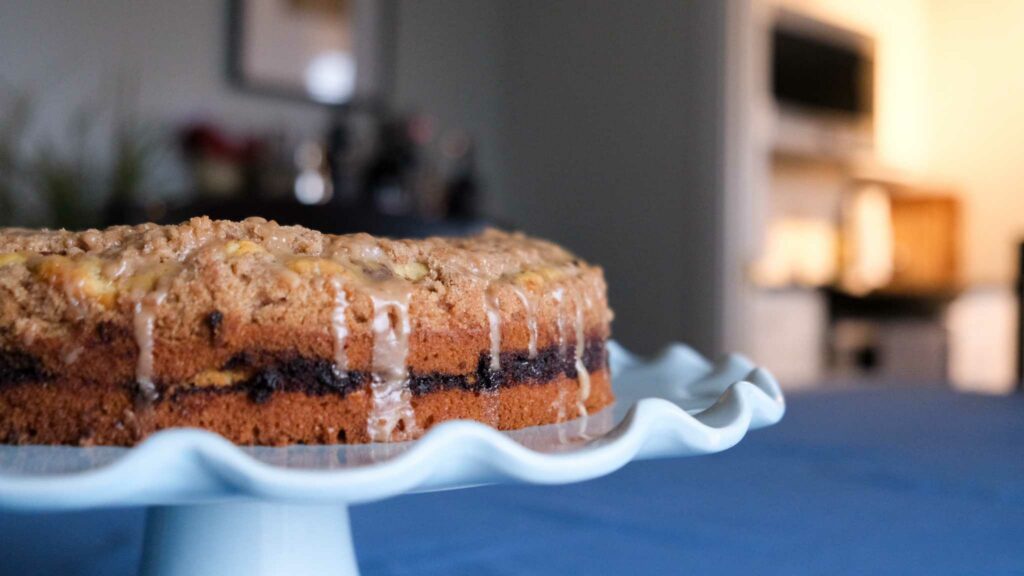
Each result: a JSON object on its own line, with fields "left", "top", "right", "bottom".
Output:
{"left": 841, "top": 185, "right": 894, "bottom": 295}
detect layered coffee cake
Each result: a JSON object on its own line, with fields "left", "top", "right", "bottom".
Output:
{"left": 0, "top": 218, "right": 613, "bottom": 445}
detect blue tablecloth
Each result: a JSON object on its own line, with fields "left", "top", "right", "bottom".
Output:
{"left": 2, "top": 388, "right": 1023, "bottom": 575}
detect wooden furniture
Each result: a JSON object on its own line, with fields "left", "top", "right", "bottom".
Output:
{"left": 886, "top": 193, "right": 961, "bottom": 295}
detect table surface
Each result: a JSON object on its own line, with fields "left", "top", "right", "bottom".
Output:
{"left": 1, "top": 388, "right": 1022, "bottom": 576}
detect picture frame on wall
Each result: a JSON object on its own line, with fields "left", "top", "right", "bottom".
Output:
{"left": 226, "top": 0, "right": 394, "bottom": 106}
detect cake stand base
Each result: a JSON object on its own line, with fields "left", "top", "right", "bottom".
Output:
{"left": 140, "top": 502, "right": 359, "bottom": 576}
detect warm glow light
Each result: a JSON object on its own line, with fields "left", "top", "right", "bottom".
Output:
{"left": 751, "top": 218, "right": 838, "bottom": 287}
{"left": 304, "top": 51, "right": 356, "bottom": 104}
{"left": 295, "top": 171, "right": 328, "bottom": 204}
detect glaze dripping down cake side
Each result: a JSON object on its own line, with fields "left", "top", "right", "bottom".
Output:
{"left": 0, "top": 218, "right": 614, "bottom": 445}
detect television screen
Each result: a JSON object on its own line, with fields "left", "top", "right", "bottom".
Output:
{"left": 772, "top": 27, "right": 872, "bottom": 116}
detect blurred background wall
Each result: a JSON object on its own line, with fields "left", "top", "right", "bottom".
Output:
{"left": 0, "top": 0, "right": 327, "bottom": 160}
{"left": 2, "top": 0, "right": 1024, "bottom": 392}
{"left": 926, "top": 0, "right": 1024, "bottom": 285}
{"left": 495, "top": 1, "right": 727, "bottom": 356}
{"left": 0, "top": 0, "right": 730, "bottom": 357}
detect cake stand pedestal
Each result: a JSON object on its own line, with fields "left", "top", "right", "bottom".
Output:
{"left": 0, "top": 342, "right": 784, "bottom": 576}
{"left": 141, "top": 503, "right": 357, "bottom": 576}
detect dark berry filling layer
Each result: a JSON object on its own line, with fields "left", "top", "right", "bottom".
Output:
{"left": 182, "top": 339, "right": 607, "bottom": 403}
{"left": 0, "top": 349, "right": 48, "bottom": 387}
{"left": 0, "top": 340, "right": 607, "bottom": 405}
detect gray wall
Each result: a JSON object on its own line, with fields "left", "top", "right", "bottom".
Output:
{"left": 0, "top": 0, "right": 327, "bottom": 147}
{"left": 0, "top": 0, "right": 329, "bottom": 206}
{"left": 496, "top": 1, "right": 727, "bottom": 355}
{"left": 391, "top": 0, "right": 506, "bottom": 217}
{"left": 392, "top": 0, "right": 729, "bottom": 354}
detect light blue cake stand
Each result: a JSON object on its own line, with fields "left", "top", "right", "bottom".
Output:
{"left": 0, "top": 342, "right": 784, "bottom": 576}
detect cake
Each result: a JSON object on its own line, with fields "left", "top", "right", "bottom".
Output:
{"left": 0, "top": 217, "right": 613, "bottom": 446}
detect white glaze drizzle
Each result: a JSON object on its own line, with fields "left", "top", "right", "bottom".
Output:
{"left": 344, "top": 235, "right": 386, "bottom": 265}
{"left": 484, "top": 286, "right": 502, "bottom": 371}
{"left": 367, "top": 285, "right": 418, "bottom": 442}
{"left": 550, "top": 287, "right": 571, "bottom": 424}
{"left": 329, "top": 277, "right": 350, "bottom": 376}
{"left": 62, "top": 345, "right": 83, "bottom": 365}
{"left": 574, "top": 295, "right": 592, "bottom": 417}
{"left": 477, "top": 282, "right": 504, "bottom": 427}
{"left": 553, "top": 379, "right": 568, "bottom": 423}
{"left": 253, "top": 219, "right": 302, "bottom": 253}
{"left": 16, "top": 319, "right": 39, "bottom": 346}
{"left": 133, "top": 291, "right": 166, "bottom": 403}
{"left": 61, "top": 276, "right": 92, "bottom": 321}
{"left": 479, "top": 354, "right": 502, "bottom": 427}
{"left": 510, "top": 284, "right": 538, "bottom": 359}
{"left": 551, "top": 288, "right": 567, "bottom": 359}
